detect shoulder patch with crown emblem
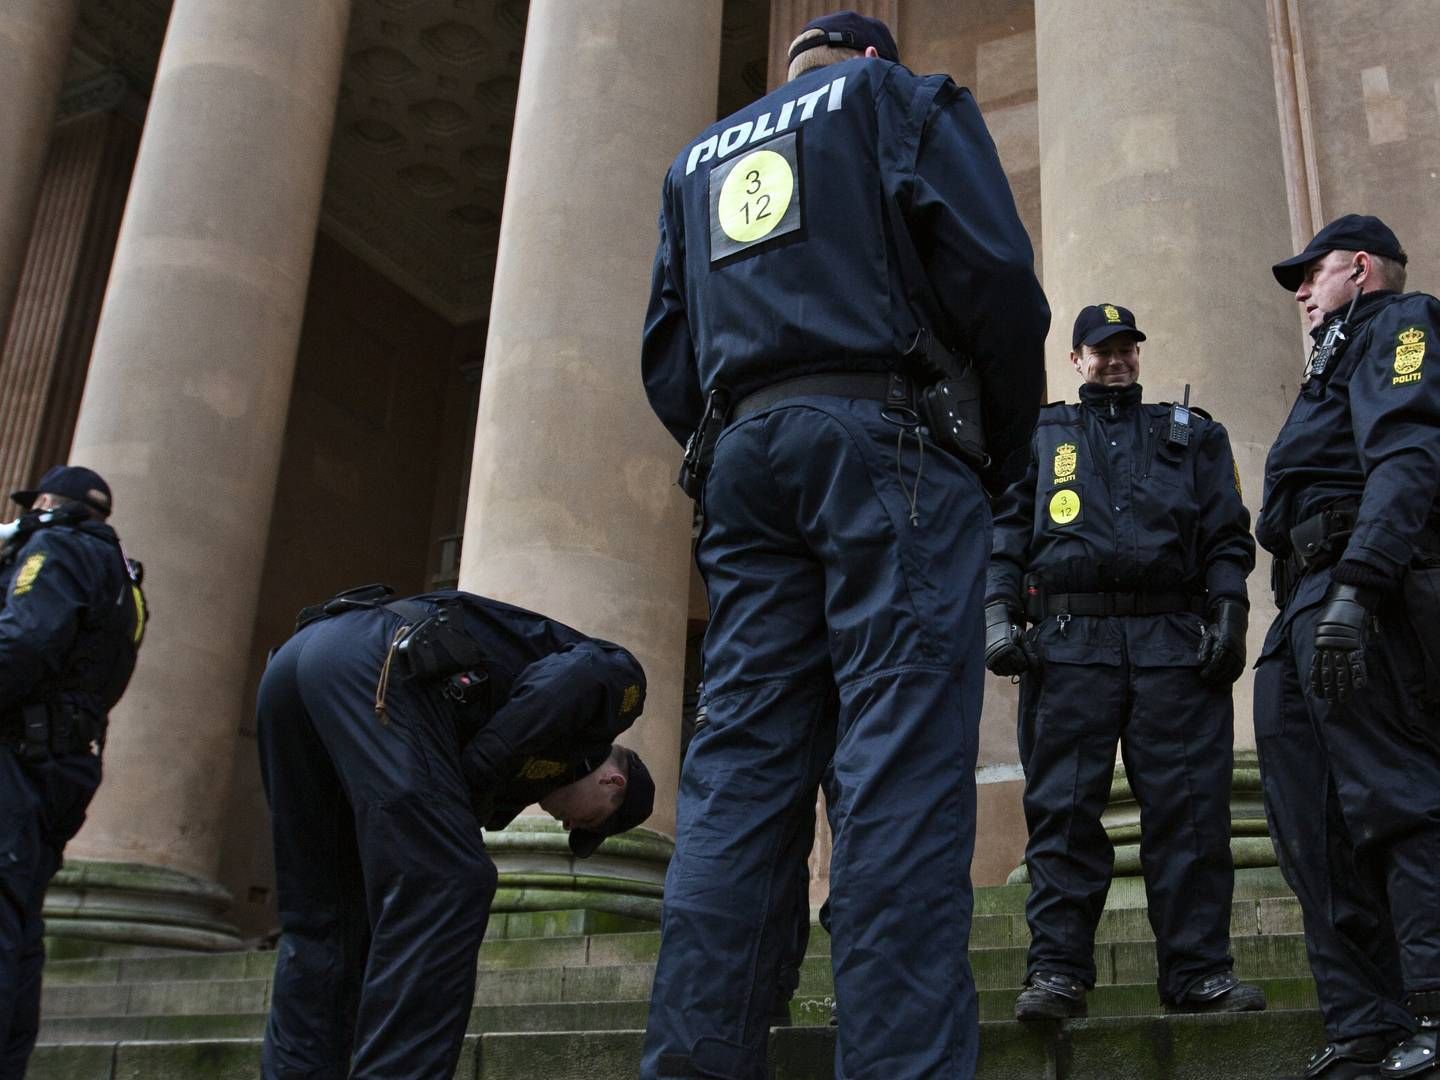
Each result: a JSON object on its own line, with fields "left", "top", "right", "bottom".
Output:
{"left": 1393, "top": 326, "right": 1426, "bottom": 385}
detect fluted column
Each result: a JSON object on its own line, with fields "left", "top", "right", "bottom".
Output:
{"left": 460, "top": 0, "right": 722, "bottom": 908}
{"left": 0, "top": 102, "right": 140, "bottom": 511}
{"left": 0, "top": 1, "right": 79, "bottom": 343}
{"left": 1036, "top": 0, "right": 1297, "bottom": 751}
{"left": 57, "top": 0, "right": 353, "bottom": 949}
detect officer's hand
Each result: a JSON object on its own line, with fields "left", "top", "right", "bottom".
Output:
{"left": 984, "top": 602, "right": 1036, "bottom": 677}
{"left": 1197, "top": 598, "right": 1248, "bottom": 685}
{"left": 1309, "top": 583, "right": 1378, "bottom": 702}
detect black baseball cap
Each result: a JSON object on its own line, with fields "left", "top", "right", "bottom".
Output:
{"left": 789, "top": 10, "right": 899, "bottom": 65}
{"left": 569, "top": 747, "right": 655, "bottom": 858}
{"left": 1272, "top": 213, "right": 1408, "bottom": 291}
{"left": 1072, "top": 303, "right": 1146, "bottom": 349}
{"left": 10, "top": 465, "right": 113, "bottom": 516}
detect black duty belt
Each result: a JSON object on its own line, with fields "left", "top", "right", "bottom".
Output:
{"left": 1042, "top": 592, "right": 1206, "bottom": 617}
{"left": 730, "top": 372, "right": 897, "bottom": 423}
{"left": 1271, "top": 503, "right": 1358, "bottom": 607}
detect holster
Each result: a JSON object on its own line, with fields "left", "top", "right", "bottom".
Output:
{"left": 391, "top": 599, "right": 485, "bottom": 682}
{"left": 677, "top": 388, "right": 730, "bottom": 501}
{"left": 1403, "top": 558, "right": 1440, "bottom": 709}
{"left": 902, "top": 328, "right": 988, "bottom": 470}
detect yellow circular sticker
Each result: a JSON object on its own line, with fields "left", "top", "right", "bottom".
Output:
{"left": 717, "top": 150, "right": 794, "bottom": 243}
{"left": 1049, "top": 488, "right": 1081, "bottom": 525}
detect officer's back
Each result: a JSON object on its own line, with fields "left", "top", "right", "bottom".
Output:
{"left": 643, "top": 44, "right": 1048, "bottom": 480}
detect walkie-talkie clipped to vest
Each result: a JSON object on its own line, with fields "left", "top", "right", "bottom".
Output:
{"left": 1167, "top": 384, "right": 1193, "bottom": 448}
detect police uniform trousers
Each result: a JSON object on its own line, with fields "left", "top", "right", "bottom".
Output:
{"left": 0, "top": 748, "right": 99, "bottom": 1078}
{"left": 257, "top": 608, "right": 498, "bottom": 1080}
{"left": 1255, "top": 573, "right": 1440, "bottom": 1044}
{"left": 1018, "top": 614, "right": 1237, "bottom": 1002}
{"left": 641, "top": 396, "right": 988, "bottom": 1080}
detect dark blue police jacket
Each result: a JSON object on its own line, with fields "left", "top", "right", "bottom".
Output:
{"left": 0, "top": 519, "right": 142, "bottom": 723}
{"left": 1257, "top": 290, "right": 1440, "bottom": 604}
{"left": 642, "top": 55, "right": 1049, "bottom": 480}
{"left": 405, "top": 591, "right": 647, "bottom": 829}
{"left": 989, "top": 382, "right": 1254, "bottom": 611}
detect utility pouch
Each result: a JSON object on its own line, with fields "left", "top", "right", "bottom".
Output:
{"left": 394, "top": 601, "right": 485, "bottom": 682}
{"left": 1288, "top": 506, "right": 1355, "bottom": 571}
{"left": 678, "top": 388, "right": 730, "bottom": 501}
{"left": 1022, "top": 572, "right": 1045, "bottom": 625}
{"left": 20, "top": 702, "right": 49, "bottom": 762}
{"left": 1402, "top": 561, "right": 1440, "bottom": 708}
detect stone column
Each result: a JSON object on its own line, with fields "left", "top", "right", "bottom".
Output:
{"left": 459, "top": 0, "right": 722, "bottom": 926}
{"left": 0, "top": 85, "right": 141, "bottom": 512}
{"left": 0, "top": 0, "right": 79, "bottom": 344}
{"left": 57, "top": 0, "right": 353, "bottom": 950}
{"left": 1035, "top": 0, "right": 1297, "bottom": 753}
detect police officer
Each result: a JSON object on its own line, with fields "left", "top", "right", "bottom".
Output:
{"left": 986, "top": 304, "right": 1263, "bottom": 1020}
{"left": 639, "top": 9, "right": 1048, "bottom": 1077}
{"left": 1255, "top": 215, "right": 1440, "bottom": 1080}
{"left": 0, "top": 465, "right": 145, "bottom": 1077}
{"left": 258, "top": 585, "right": 655, "bottom": 1080}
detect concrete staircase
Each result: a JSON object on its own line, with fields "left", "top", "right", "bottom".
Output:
{"left": 30, "top": 871, "right": 1327, "bottom": 1079}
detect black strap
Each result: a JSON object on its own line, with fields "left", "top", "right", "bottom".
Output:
{"left": 730, "top": 372, "right": 895, "bottom": 423}
{"left": 1044, "top": 592, "right": 1205, "bottom": 617}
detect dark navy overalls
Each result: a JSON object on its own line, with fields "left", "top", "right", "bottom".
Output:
{"left": 640, "top": 55, "right": 1048, "bottom": 1079}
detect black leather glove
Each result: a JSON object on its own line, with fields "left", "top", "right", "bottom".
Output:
{"left": 1309, "top": 583, "right": 1378, "bottom": 701}
{"left": 1197, "top": 598, "right": 1248, "bottom": 685}
{"left": 984, "top": 601, "right": 1036, "bottom": 677}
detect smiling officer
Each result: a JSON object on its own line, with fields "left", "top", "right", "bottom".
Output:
{"left": 1255, "top": 215, "right": 1440, "bottom": 1080}
{"left": 987, "top": 304, "right": 1262, "bottom": 1021}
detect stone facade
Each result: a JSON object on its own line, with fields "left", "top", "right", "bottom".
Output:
{"left": 0, "top": 0, "right": 1436, "bottom": 940}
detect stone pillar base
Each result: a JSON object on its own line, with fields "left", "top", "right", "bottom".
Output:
{"left": 486, "top": 819, "right": 672, "bottom": 936}
{"left": 43, "top": 860, "right": 241, "bottom": 958}
{"left": 1006, "top": 751, "right": 1280, "bottom": 897}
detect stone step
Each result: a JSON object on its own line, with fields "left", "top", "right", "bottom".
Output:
{"left": 39, "top": 932, "right": 1317, "bottom": 1021}
{"left": 40, "top": 891, "right": 1310, "bottom": 994}
{"left": 35, "top": 974, "right": 1319, "bottom": 1048}
{"left": 38, "top": 999, "right": 654, "bottom": 1044}
{"left": 26, "top": 1009, "right": 1331, "bottom": 1079}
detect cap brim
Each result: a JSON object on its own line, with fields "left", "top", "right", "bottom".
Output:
{"left": 1078, "top": 326, "right": 1145, "bottom": 348}
{"left": 9, "top": 489, "right": 37, "bottom": 509}
{"left": 1272, "top": 251, "right": 1320, "bottom": 291}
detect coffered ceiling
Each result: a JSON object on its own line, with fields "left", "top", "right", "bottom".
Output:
{"left": 68, "top": 0, "right": 769, "bottom": 327}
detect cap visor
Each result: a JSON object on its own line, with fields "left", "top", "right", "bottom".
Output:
{"left": 1079, "top": 327, "right": 1145, "bottom": 348}
{"left": 9, "top": 489, "right": 37, "bottom": 509}
{"left": 1271, "top": 252, "right": 1315, "bottom": 291}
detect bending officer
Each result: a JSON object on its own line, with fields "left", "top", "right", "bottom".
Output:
{"left": 259, "top": 584, "right": 654, "bottom": 1080}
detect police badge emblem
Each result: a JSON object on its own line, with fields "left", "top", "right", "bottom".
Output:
{"left": 1053, "top": 443, "right": 1077, "bottom": 483}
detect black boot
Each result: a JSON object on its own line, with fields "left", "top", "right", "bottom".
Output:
{"left": 1381, "top": 992, "right": 1440, "bottom": 1077}
{"left": 1166, "top": 970, "right": 1267, "bottom": 1014}
{"left": 1299, "top": 1034, "right": 1393, "bottom": 1079}
{"left": 1014, "top": 971, "right": 1087, "bottom": 1021}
